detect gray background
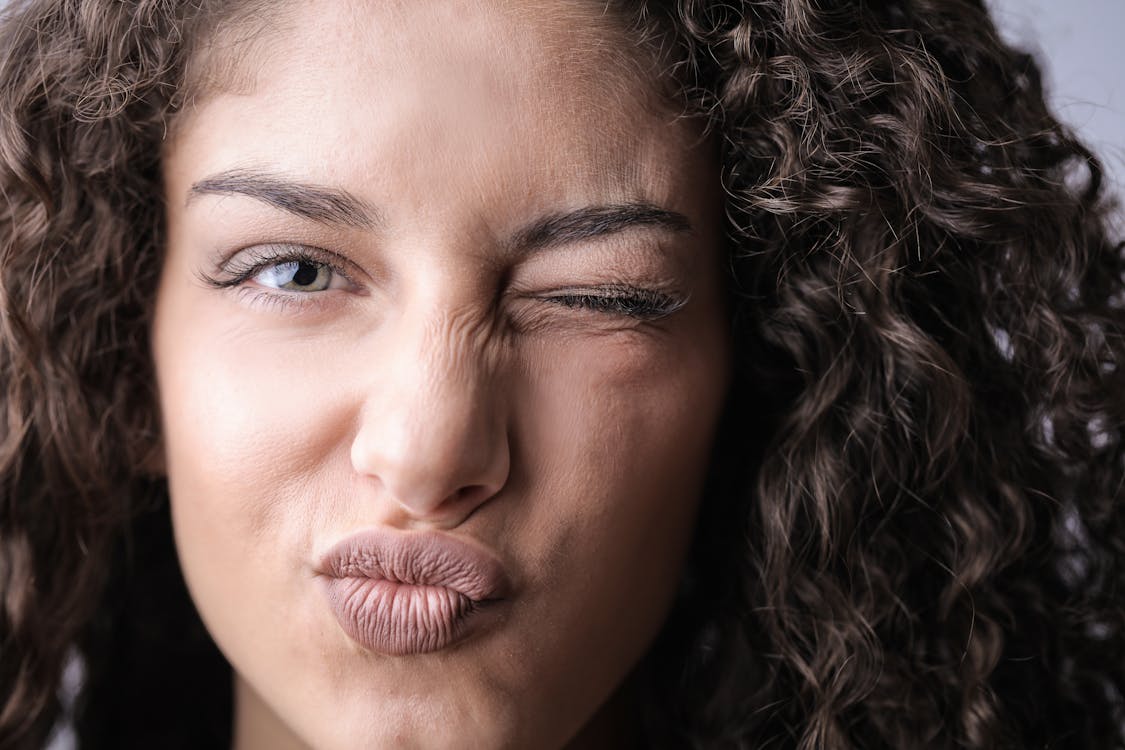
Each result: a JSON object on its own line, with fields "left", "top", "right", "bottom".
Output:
{"left": 987, "top": 0, "right": 1125, "bottom": 199}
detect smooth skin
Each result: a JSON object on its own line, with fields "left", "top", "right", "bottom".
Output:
{"left": 154, "top": 1, "right": 731, "bottom": 747}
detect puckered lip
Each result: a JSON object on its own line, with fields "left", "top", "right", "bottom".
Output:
{"left": 314, "top": 528, "right": 512, "bottom": 603}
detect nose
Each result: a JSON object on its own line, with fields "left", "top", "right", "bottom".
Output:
{"left": 349, "top": 306, "right": 510, "bottom": 526}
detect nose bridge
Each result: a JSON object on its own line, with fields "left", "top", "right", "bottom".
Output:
{"left": 407, "top": 306, "right": 500, "bottom": 453}
{"left": 416, "top": 303, "right": 497, "bottom": 410}
{"left": 351, "top": 297, "right": 509, "bottom": 522}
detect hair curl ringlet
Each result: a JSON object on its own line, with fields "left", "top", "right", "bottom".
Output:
{"left": 1, "top": 0, "right": 1123, "bottom": 748}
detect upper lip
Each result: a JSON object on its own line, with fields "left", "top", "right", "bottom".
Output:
{"left": 315, "top": 528, "right": 511, "bottom": 603}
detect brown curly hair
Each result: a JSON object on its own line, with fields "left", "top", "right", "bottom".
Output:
{"left": 2, "top": 1, "right": 1123, "bottom": 748}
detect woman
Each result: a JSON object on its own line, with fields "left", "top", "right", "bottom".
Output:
{"left": 1, "top": 0, "right": 1123, "bottom": 748}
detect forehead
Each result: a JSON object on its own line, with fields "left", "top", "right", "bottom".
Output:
{"left": 180, "top": 0, "right": 665, "bottom": 127}
{"left": 167, "top": 0, "right": 704, "bottom": 224}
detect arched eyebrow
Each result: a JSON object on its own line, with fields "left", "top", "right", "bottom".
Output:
{"left": 186, "top": 169, "right": 694, "bottom": 248}
{"left": 509, "top": 203, "right": 693, "bottom": 253}
{"left": 187, "top": 169, "right": 380, "bottom": 229}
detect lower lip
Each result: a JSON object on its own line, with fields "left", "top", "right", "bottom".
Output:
{"left": 320, "top": 577, "right": 497, "bottom": 655}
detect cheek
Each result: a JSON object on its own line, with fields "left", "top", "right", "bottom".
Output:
{"left": 151, "top": 284, "right": 359, "bottom": 667}
{"left": 523, "top": 336, "right": 714, "bottom": 548}
{"left": 155, "top": 321, "right": 345, "bottom": 533}
{"left": 496, "top": 322, "right": 727, "bottom": 720}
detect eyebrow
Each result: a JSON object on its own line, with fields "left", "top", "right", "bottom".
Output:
{"left": 186, "top": 169, "right": 693, "bottom": 248}
{"left": 509, "top": 203, "right": 693, "bottom": 253}
{"left": 187, "top": 169, "right": 379, "bottom": 229}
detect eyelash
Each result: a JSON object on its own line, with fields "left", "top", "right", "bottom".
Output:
{"left": 201, "top": 246, "right": 686, "bottom": 320}
{"left": 535, "top": 286, "right": 686, "bottom": 319}
{"left": 199, "top": 245, "right": 356, "bottom": 291}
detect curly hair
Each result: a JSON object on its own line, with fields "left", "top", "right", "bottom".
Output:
{"left": 1, "top": 1, "right": 1123, "bottom": 749}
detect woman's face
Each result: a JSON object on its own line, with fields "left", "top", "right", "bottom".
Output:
{"left": 154, "top": 1, "right": 729, "bottom": 747}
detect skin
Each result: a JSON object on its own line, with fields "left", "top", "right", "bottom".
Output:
{"left": 153, "top": 0, "right": 731, "bottom": 747}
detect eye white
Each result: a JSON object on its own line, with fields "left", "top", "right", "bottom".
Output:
{"left": 255, "top": 261, "right": 333, "bottom": 292}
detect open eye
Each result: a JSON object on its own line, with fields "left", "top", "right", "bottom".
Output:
{"left": 254, "top": 260, "right": 336, "bottom": 292}
{"left": 200, "top": 244, "right": 356, "bottom": 295}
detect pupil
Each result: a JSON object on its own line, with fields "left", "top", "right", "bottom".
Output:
{"left": 292, "top": 262, "right": 319, "bottom": 286}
